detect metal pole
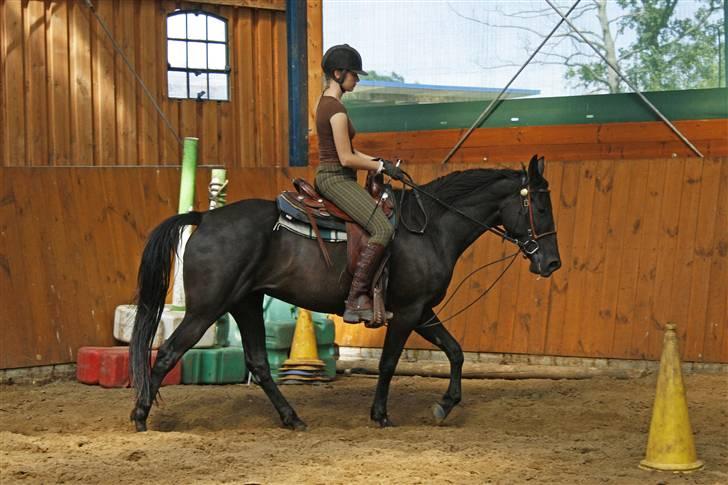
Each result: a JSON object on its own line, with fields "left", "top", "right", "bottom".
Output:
{"left": 84, "top": 0, "right": 182, "bottom": 146}
{"left": 441, "top": 0, "right": 582, "bottom": 164}
{"left": 724, "top": 0, "right": 727, "bottom": 88}
{"left": 545, "top": 0, "right": 704, "bottom": 158}
{"left": 287, "top": 0, "right": 309, "bottom": 166}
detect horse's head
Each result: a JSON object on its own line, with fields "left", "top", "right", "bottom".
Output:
{"left": 499, "top": 155, "right": 561, "bottom": 277}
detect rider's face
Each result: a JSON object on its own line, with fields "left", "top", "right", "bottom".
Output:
{"left": 341, "top": 71, "right": 359, "bottom": 92}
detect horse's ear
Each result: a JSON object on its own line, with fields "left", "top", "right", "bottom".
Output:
{"left": 528, "top": 155, "right": 545, "bottom": 181}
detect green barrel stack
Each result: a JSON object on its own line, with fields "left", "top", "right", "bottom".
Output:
{"left": 182, "top": 297, "right": 336, "bottom": 384}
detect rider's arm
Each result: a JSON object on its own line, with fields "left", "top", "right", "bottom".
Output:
{"left": 330, "top": 112, "right": 381, "bottom": 172}
{"left": 353, "top": 148, "right": 375, "bottom": 160}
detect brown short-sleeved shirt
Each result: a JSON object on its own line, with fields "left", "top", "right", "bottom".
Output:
{"left": 316, "top": 96, "right": 355, "bottom": 170}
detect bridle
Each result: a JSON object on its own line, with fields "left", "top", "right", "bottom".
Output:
{"left": 488, "top": 175, "right": 557, "bottom": 257}
{"left": 391, "top": 168, "right": 558, "bottom": 329}
{"left": 397, "top": 169, "right": 557, "bottom": 258}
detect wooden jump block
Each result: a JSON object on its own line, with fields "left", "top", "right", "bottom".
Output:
{"left": 76, "top": 346, "right": 181, "bottom": 388}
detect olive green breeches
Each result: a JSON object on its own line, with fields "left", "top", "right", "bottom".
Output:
{"left": 315, "top": 169, "right": 394, "bottom": 246}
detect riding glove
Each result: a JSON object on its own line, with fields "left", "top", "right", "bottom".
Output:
{"left": 380, "top": 159, "right": 405, "bottom": 181}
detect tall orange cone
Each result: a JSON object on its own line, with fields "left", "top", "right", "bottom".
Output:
{"left": 639, "top": 323, "right": 703, "bottom": 472}
{"left": 278, "top": 309, "right": 330, "bottom": 383}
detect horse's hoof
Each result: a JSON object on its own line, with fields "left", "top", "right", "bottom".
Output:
{"left": 130, "top": 409, "right": 148, "bottom": 432}
{"left": 284, "top": 417, "right": 307, "bottom": 431}
{"left": 374, "top": 416, "right": 395, "bottom": 428}
{"left": 432, "top": 403, "right": 448, "bottom": 425}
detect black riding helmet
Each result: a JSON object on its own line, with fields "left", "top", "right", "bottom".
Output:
{"left": 321, "top": 44, "right": 368, "bottom": 83}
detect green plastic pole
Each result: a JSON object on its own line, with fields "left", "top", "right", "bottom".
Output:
{"left": 178, "top": 137, "right": 199, "bottom": 214}
{"left": 172, "top": 137, "right": 199, "bottom": 310}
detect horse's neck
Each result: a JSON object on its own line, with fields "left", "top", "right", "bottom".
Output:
{"left": 429, "top": 196, "right": 503, "bottom": 266}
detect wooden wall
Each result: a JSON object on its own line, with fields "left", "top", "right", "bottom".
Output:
{"left": 1, "top": 159, "right": 726, "bottom": 369}
{"left": 0, "top": 166, "right": 288, "bottom": 368}
{"left": 310, "top": 119, "right": 727, "bottom": 164}
{"left": 1, "top": 0, "right": 288, "bottom": 168}
{"left": 335, "top": 158, "right": 727, "bottom": 365}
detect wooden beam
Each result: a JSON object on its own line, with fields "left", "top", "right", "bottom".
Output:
{"left": 192, "top": 0, "right": 285, "bottom": 11}
{"left": 307, "top": 1, "right": 323, "bottom": 140}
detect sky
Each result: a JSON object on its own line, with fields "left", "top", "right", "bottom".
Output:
{"left": 323, "top": 0, "right": 714, "bottom": 97}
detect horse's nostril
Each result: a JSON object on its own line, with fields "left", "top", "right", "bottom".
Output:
{"left": 548, "top": 260, "right": 561, "bottom": 272}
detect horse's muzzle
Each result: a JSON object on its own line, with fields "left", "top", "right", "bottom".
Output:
{"left": 529, "top": 251, "right": 561, "bottom": 277}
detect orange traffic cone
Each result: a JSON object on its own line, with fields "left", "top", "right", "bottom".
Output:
{"left": 639, "top": 323, "right": 703, "bottom": 472}
{"left": 278, "top": 309, "right": 330, "bottom": 383}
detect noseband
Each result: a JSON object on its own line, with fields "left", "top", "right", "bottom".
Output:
{"left": 487, "top": 178, "right": 557, "bottom": 257}
{"left": 396, "top": 170, "right": 556, "bottom": 257}
{"left": 518, "top": 184, "right": 557, "bottom": 256}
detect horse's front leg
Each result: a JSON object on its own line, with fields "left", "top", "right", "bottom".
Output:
{"left": 370, "top": 321, "right": 414, "bottom": 428}
{"left": 415, "top": 309, "right": 463, "bottom": 425}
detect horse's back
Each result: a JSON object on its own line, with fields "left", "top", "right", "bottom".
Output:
{"left": 182, "top": 200, "right": 279, "bottom": 290}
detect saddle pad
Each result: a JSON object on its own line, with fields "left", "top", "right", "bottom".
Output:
{"left": 276, "top": 193, "right": 348, "bottom": 231}
{"left": 274, "top": 215, "right": 347, "bottom": 242}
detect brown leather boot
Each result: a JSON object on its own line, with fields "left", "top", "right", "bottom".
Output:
{"left": 343, "top": 243, "right": 388, "bottom": 324}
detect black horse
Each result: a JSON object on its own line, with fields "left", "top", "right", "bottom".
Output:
{"left": 130, "top": 155, "right": 561, "bottom": 431}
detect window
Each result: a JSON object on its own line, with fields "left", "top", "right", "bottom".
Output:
{"left": 324, "top": 0, "right": 726, "bottom": 101}
{"left": 167, "top": 10, "right": 229, "bottom": 101}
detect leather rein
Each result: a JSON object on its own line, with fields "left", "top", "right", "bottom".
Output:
{"left": 396, "top": 169, "right": 557, "bottom": 258}
{"left": 392, "top": 169, "right": 558, "bottom": 329}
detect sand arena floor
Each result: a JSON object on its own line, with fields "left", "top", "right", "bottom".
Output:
{"left": 1, "top": 373, "right": 726, "bottom": 484}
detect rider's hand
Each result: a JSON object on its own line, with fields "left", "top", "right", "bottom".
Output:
{"left": 380, "top": 159, "right": 405, "bottom": 181}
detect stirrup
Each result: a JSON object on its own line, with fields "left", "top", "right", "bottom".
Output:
{"left": 342, "top": 307, "right": 374, "bottom": 324}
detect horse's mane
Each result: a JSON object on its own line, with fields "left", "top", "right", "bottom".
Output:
{"left": 396, "top": 168, "right": 522, "bottom": 218}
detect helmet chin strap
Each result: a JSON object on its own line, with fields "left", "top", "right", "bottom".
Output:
{"left": 334, "top": 69, "right": 349, "bottom": 90}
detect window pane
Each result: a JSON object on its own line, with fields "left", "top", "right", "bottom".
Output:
{"left": 188, "top": 42, "right": 207, "bottom": 69}
{"left": 208, "top": 17, "right": 226, "bottom": 42}
{"left": 187, "top": 13, "right": 207, "bottom": 40}
{"left": 167, "top": 12, "right": 186, "bottom": 39}
{"left": 208, "top": 73, "right": 228, "bottom": 100}
{"left": 168, "top": 70, "right": 187, "bottom": 98}
{"left": 167, "top": 40, "right": 186, "bottom": 68}
{"left": 208, "top": 43, "right": 226, "bottom": 70}
{"left": 189, "top": 72, "right": 208, "bottom": 99}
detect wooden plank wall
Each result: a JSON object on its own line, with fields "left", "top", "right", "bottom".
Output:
{"left": 0, "top": 166, "right": 289, "bottom": 369}
{"left": 333, "top": 158, "right": 727, "bottom": 364}
{"left": 0, "top": 0, "right": 288, "bottom": 168}
{"left": 1, "top": 160, "right": 726, "bottom": 368}
{"left": 310, "top": 119, "right": 728, "bottom": 164}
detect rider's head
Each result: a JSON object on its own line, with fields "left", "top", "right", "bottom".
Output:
{"left": 322, "top": 44, "right": 367, "bottom": 92}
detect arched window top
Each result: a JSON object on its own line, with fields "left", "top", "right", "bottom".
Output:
{"left": 167, "top": 10, "right": 229, "bottom": 101}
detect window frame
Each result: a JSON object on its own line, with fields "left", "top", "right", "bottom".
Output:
{"left": 166, "top": 9, "right": 231, "bottom": 102}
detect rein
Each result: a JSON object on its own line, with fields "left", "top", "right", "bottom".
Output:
{"left": 389, "top": 169, "right": 557, "bottom": 330}
{"left": 417, "top": 251, "right": 519, "bottom": 329}
{"left": 396, "top": 170, "right": 555, "bottom": 257}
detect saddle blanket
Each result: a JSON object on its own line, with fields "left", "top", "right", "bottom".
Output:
{"left": 274, "top": 214, "right": 347, "bottom": 242}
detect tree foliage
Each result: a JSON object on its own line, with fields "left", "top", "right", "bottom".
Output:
{"left": 571, "top": 0, "right": 725, "bottom": 92}
{"left": 451, "top": 0, "right": 724, "bottom": 93}
{"left": 365, "top": 70, "right": 405, "bottom": 83}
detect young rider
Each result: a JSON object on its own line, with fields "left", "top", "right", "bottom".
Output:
{"left": 314, "top": 44, "right": 404, "bottom": 325}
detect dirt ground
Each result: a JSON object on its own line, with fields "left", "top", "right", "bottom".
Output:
{"left": 1, "top": 372, "right": 726, "bottom": 484}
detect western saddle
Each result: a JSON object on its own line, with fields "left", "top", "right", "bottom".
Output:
{"left": 276, "top": 172, "right": 395, "bottom": 327}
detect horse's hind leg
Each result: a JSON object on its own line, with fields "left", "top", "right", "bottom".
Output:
{"left": 415, "top": 309, "right": 463, "bottom": 425}
{"left": 131, "top": 312, "right": 218, "bottom": 431}
{"left": 230, "top": 294, "right": 306, "bottom": 431}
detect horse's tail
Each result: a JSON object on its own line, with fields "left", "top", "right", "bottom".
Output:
{"left": 130, "top": 211, "right": 203, "bottom": 405}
